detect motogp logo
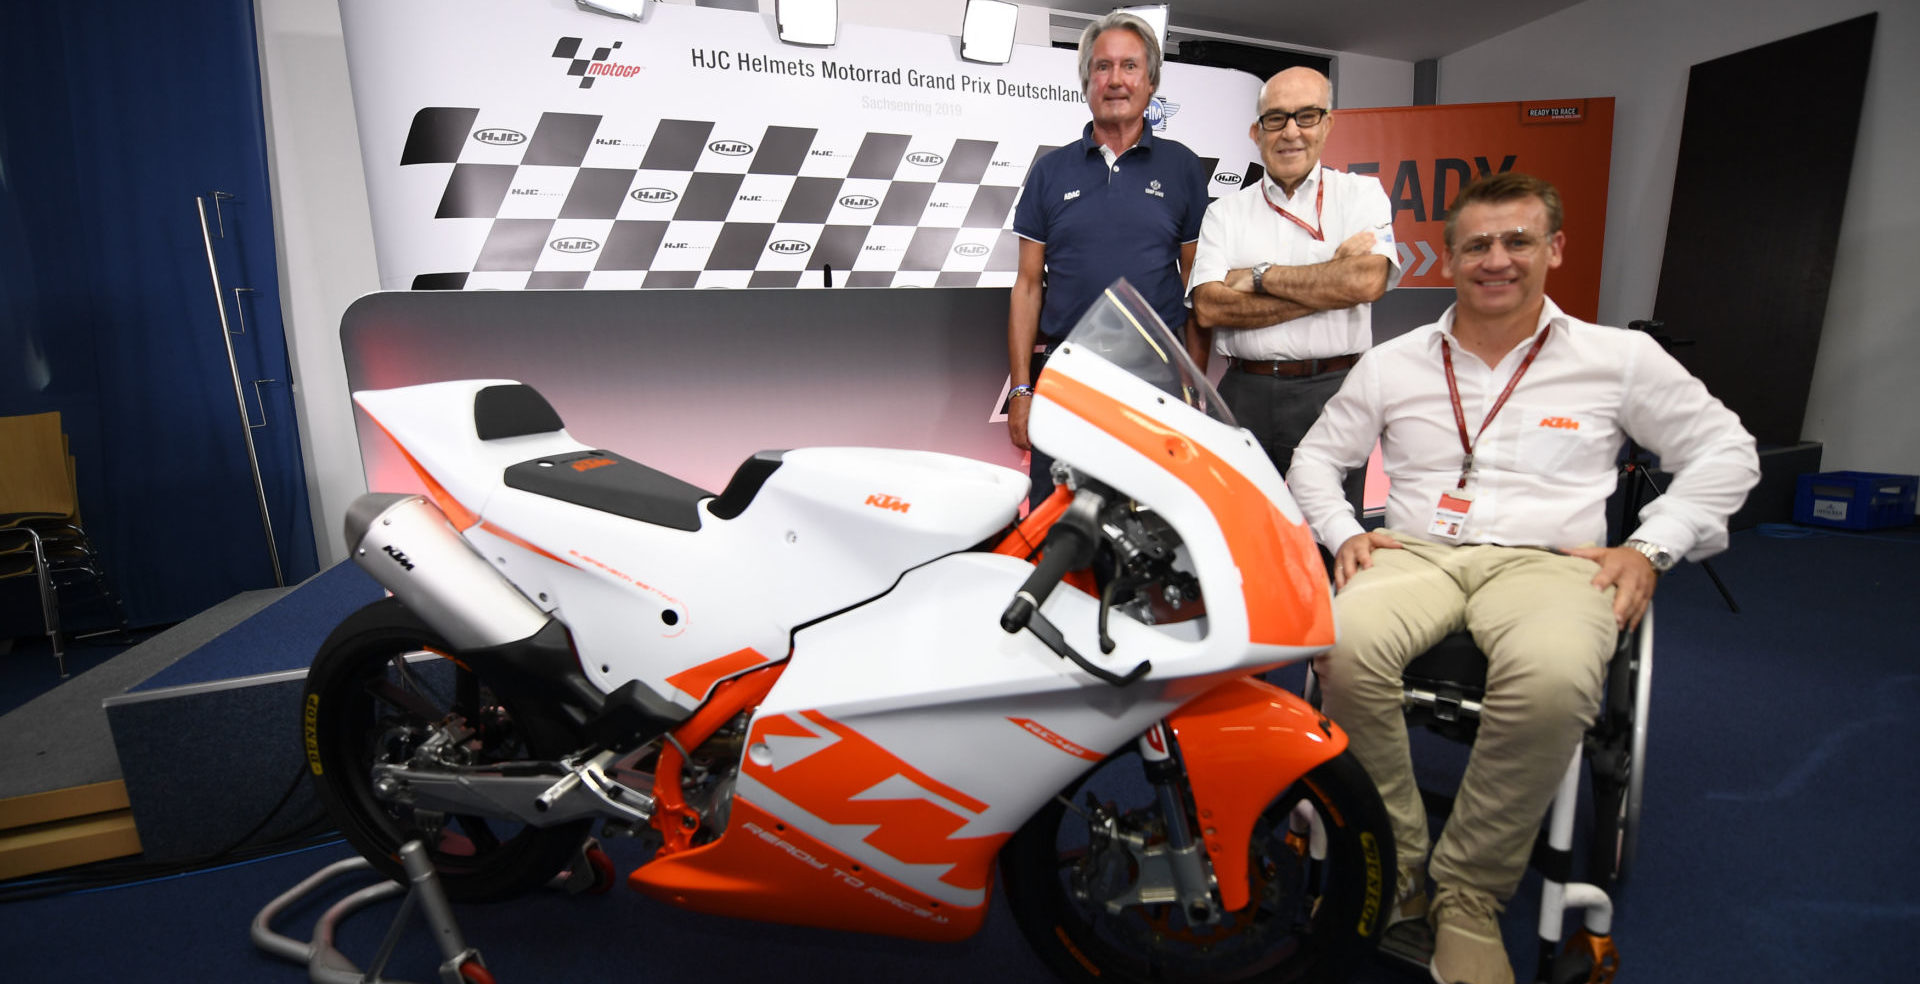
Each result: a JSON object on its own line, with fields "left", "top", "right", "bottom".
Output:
{"left": 1145, "top": 95, "right": 1181, "bottom": 132}
{"left": 473, "top": 128, "right": 526, "bottom": 146}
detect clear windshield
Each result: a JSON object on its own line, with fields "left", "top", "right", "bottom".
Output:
{"left": 1059, "top": 278, "right": 1234, "bottom": 426}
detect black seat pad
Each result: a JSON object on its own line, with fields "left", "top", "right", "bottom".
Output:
{"left": 1403, "top": 632, "right": 1489, "bottom": 695}
{"left": 504, "top": 450, "right": 713, "bottom": 532}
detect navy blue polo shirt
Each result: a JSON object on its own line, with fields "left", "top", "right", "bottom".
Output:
{"left": 1013, "top": 122, "right": 1208, "bottom": 343}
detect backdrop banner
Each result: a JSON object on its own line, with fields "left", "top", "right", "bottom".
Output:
{"left": 1323, "top": 98, "right": 1615, "bottom": 324}
{"left": 337, "top": 0, "right": 1264, "bottom": 292}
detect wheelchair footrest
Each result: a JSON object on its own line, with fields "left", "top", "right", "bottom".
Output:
{"left": 1377, "top": 917, "right": 1436, "bottom": 971}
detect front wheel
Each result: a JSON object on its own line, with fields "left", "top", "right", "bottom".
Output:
{"left": 1002, "top": 749, "right": 1392, "bottom": 984}
{"left": 303, "top": 599, "right": 592, "bottom": 901}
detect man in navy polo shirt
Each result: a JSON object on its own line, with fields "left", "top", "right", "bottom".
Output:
{"left": 1005, "top": 11, "right": 1208, "bottom": 508}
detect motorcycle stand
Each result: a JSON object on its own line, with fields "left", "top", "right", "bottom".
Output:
{"left": 251, "top": 839, "right": 492, "bottom": 984}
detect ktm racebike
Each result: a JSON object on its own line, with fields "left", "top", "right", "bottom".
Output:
{"left": 304, "top": 280, "right": 1393, "bottom": 982}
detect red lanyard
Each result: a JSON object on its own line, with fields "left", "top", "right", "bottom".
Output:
{"left": 1441, "top": 325, "right": 1551, "bottom": 489}
{"left": 1263, "top": 176, "right": 1323, "bottom": 241}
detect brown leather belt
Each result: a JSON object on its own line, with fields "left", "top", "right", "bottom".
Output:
{"left": 1232, "top": 353, "right": 1361, "bottom": 378}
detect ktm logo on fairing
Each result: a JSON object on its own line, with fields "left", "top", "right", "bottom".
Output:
{"left": 572, "top": 457, "right": 616, "bottom": 472}
{"left": 865, "top": 494, "right": 910, "bottom": 513}
{"left": 1538, "top": 416, "right": 1580, "bottom": 431}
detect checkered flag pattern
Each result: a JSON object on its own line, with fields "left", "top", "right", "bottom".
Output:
{"left": 400, "top": 107, "right": 1221, "bottom": 290}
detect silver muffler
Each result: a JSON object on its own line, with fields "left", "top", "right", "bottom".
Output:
{"left": 345, "top": 493, "right": 550, "bottom": 650}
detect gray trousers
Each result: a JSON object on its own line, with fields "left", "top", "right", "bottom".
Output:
{"left": 1219, "top": 367, "right": 1367, "bottom": 517}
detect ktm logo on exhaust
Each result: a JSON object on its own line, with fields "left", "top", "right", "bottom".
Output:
{"left": 382, "top": 544, "right": 415, "bottom": 571}
{"left": 1537, "top": 416, "right": 1580, "bottom": 430}
{"left": 865, "top": 493, "right": 910, "bottom": 513}
{"left": 572, "top": 457, "right": 617, "bottom": 472}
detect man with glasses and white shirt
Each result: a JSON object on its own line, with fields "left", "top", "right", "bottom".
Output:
{"left": 1288, "top": 172, "right": 1758, "bottom": 984}
{"left": 1188, "top": 66, "right": 1400, "bottom": 513}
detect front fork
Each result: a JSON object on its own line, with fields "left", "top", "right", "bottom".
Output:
{"left": 1136, "top": 722, "right": 1222, "bottom": 925}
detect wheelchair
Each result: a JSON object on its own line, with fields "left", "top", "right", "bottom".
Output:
{"left": 1309, "top": 608, "right": 1651, "bottom": 984}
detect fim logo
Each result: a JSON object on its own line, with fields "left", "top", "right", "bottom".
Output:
{"left": 551, "top": 37, "right": 643, "bottom": 89}
{"left": 839, "top": 194, "right": 880, "bottom": 209}
{"left": 1213, "top": 172, "right": 1243, "bottom": 186}
{"left": 905, "top": 152, "right": 945, "bottom": 167}
{"left": 631, "top": 187, "right": 679, "bottom": 204}
{"left": 550, "top": 237, "right": 601, "bottom": 253}
{"left": 865, "top": 493, "right": 910, "bottom": 514}
{"left": 709, "top": 139, "right": 754, "bottom": 156}
{"left": 768, "top": 240, "right": 811, "bottom": 255}
{"left": 473, "top": 128, "right": 526, "bottom": 146}
{"left": 952, "top": 242, "right": 990, "bottom": 258}
{"left": 1145, "top": 95, "right": 1181, "bottom": 132}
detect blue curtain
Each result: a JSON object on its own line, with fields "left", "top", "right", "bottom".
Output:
{"left": 1, "top": 0, "right": 317, "bottom": 628}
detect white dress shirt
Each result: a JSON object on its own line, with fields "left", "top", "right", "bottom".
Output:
{"left": 1288, "top": 298, "right": 1760, "bottom": 558}
{"left": 1186, "top": 166, "right": 1401, "bottom": 360}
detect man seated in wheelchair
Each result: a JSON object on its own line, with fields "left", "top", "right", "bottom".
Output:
{"left": 1284, "top": 172, "right": 1759, "bottom": 984}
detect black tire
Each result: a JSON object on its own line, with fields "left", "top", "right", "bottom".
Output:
{"left": 303, "top": 598, "right": 592, "bottom": 901}
{"left": 1002, "top": 749, "right": 1393, "bottom": 984}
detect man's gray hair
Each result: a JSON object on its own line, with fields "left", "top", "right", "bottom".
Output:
{"left": 1076, "top": 12, "right": 1162, "bottom": 94}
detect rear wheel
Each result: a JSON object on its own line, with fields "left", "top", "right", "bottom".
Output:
{"left": 1002, "top": 749, "right": 1392, "bottom": 983}
{"left": 304, "top": 599, "right": 592, "bottom": 901}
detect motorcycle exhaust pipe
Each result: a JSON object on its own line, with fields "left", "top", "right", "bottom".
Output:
{"left": 345, "top": 493, "right": 551, "bottom": 651}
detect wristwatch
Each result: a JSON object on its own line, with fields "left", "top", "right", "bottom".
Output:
{"left": 1624, "top": 539, "right": 1677, "bottom": 574}
{"left": 1250, "top": 262, "right": 1273, "bottom": 295}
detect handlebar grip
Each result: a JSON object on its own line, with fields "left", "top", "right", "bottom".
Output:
{"left": 999, "top": 522, "right": 1094, "bottom": 633}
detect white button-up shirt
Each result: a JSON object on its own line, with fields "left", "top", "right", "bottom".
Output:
{"left": 1186, "top": 165, "right": 1401, "bottom": 360}
{"left": 1289, "top": 298, "right": 1760, "bottom": 558}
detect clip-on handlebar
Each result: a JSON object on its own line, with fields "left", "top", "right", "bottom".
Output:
{"left": 998, "top": 489, "right": 1152, "bottom": 688}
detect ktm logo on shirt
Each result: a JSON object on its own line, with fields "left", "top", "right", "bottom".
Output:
{"left": 1538, "top": 417, "right": 1580, "bottom": 431}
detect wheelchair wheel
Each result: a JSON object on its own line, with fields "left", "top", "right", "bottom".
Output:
{"left": 1001, "top": 749, "right": 1392, "bottom": 984}
{"left": 1586, "top": 610, "right": 1652, "bottom": 888}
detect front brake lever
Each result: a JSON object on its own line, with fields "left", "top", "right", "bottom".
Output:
{"left": 1025, "top": 609, "right": 1150, "bottom": 688}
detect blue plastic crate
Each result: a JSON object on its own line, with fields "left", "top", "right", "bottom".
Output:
{"left": 1793, "top": 471, "right": 1918, "bottom": 530}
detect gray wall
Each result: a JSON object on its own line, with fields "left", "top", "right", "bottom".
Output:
{"left": 1439, "top": 0, "right": 1919, "bottom": 476}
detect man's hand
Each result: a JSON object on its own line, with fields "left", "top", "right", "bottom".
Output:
{"left": 1334, "top": 230, "right": 1376, "bottom": 260}
{"left": 1007, "top": 396, "right": 1032, "bottom": 451}
{"left": 1563, "top": 545, "right": 1659, "bottom": 631}
{"left": 1332, "top": 530, "right": 1403, "bottom": 590}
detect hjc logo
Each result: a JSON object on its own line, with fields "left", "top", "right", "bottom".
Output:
{"left": 382, "top": 545, "right": 415, "bottom": 571}
{"left": 473, "top": 128, "right": 526, "bottom": 146}
{"left": 709, "top": 140, "right": 753, "bottom": 156}
{"left": 905, "top": 152, "right": 944, "bottom": 167}
{"left": 571, "top": 457, "right": 616, "bottom": 472}
{"left": 865, "top": 494, "right": 910, "bottom": 513}
{"left": 768, "top": 240, "right": 811, "bottom": 254}
{"left": 1538, "top": 416, "right": 1580, "bottom": 430}
{"left": 550, "top": 238, "right": 600, "bottom": 253}
{"left": 1213, "top": 172, "right": 1243, "bottom": 186}
{"left": 839, "top": 194, "right": 880, "bottom": 209}
{"left": 952, "top": 243, "right": 990, "bottom": 258}
{"left": 631, "top": 187, "right": 678, "bottom": 203}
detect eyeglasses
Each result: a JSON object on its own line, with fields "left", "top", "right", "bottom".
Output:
{"left": 1256, "top": 107, "right": 1327, "bottom": 131}
{"left": 1452, "top": 229, "right": 1549, "bottom": 261}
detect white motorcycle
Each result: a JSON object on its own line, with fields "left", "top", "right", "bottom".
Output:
{"left": 303, "top": 280, "right": 1393, "bottom": 982}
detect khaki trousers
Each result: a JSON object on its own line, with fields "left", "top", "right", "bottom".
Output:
{"left": 1314, "top": 532, "right": 1617, "bottom": 899}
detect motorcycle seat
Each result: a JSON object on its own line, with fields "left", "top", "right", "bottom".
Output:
{"left": 505, "top": 449, "right": 714, "bottom": 532}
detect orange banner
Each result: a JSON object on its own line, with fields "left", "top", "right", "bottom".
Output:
{"left": 1321, "top": 98, "right": 1615, "bottom": 321}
